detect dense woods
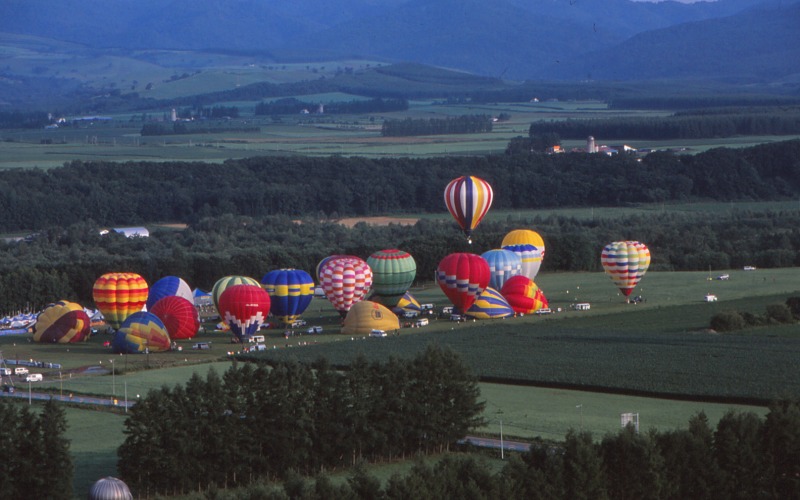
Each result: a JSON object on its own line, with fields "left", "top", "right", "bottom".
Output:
{"left": 0, "top": 399, "right": 73, "bottom": 500}
{"left": 255, "top": 97, "right": 408, "bottom": 116}
{"left": 117, "top": 346, "right": 484, "bottom": 496}
{"left": 381, "top": 115, "right": 493, "bottom": 136}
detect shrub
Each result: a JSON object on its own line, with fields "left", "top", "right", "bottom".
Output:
{"left": 710, "top": 311, "right": 745, "bottom": 332}
{"left": 765, "top": 304, "right": 794, "bottom": 324}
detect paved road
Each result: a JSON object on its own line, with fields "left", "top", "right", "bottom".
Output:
{"left": 0, "top": 389, "right": 134, "bottom": 409}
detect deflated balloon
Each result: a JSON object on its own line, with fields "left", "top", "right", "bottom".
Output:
{"left": 319, "top": 256, "right": 373, "bottom": 316}
{"left": 466, "top": 287, "right": 514, "bottom": 319}
{"left": 367, "top": 249, "right": 416, "bottom": 306}
{"left": 112, "top": 311, "right": 171, "bottom": 354}
{"left": 341, "top": 300, "right": 400, "bottom": 336}
{"left": 601, "top": 241, "right": 651, "bottom": 298}
{"left": 218, "top": 284, "right": 271, "bottom": 342}
{"left": 261, "top": 269, "right": 315, "bottom": 325}
{"left": 444, "top": 175, "right": 493, "bottom": 241}
{"left": 93, "top": 272, "right": 149, "bottom": 330}
{"left": 150, "top": 295, "right": 200, "bottom": 340}
{"left": 146, "top": 276, "right": 194, "bottom": 311}
{"left": 501, "top": 275, "right": 548, "bottom": 315}
{"left": 33, "top": 301, "right": 91, "bottom": 343}
{"left": 393, "top": 291, "right": 422, "bottom": 315}
{"left": 436, "top": 253, "right": 491, "bottom": 313}
{"left": 502, "top": 229, "right": 545, "bottom": 281}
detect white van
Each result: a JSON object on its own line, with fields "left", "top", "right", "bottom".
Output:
{"left": 0, "top": 368, "right": 11, "bottom": 376}
{"left": 14, "top": 367, "right": 28, "bottom": 376}
{"left": 369, "top": 329, "right": 387, "bottom": 337}
{"left": 415, "top": 318, "right": 429, "bottom": 327}
{"left": 249, "top": 335, "right": 265, "bottom": 343}
{"left": 26, "top": 373, "right": 43, "bottom": 382}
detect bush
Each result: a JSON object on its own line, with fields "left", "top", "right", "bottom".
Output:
{"left": 786, "top": 297, "right": 800, "bottom": 320}
{"left": 765, "top": 304, "right": 794, "bottom": 324}
{"left": 710, "top": 311, "right": 746, "bottom": 332}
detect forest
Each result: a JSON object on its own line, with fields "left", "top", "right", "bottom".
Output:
{"left": 381, "top": 115, "right": 493, "bottom": 136}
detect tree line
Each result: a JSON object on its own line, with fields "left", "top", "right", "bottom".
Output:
{"left": 117, "top": 345, "right": 483, "bottom": 497}
{"left": 255, "top": 97, "right": 408, "bottom": 116}
{"left": 527, "top": 108, "right": 800, "bottom": 140}
{"left": 381, "top": 115, "right": 493, "bottom": 136}
{"left": 0, "top": 399, "right": 72, "bottom": 500}
{"left": 140, "top": 122, "right": 261, "bottom": 136}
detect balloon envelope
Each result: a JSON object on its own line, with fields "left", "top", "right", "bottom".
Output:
{"left": 32, "top": 301, "right": 91, "bottom": 343}
{"left": 436, "top": 253, "right": 491, "bottom": 313}
{"left": 319, "top": 256, "right": 373, "bottom": 315}
{"left": 218, "top": 284, "right": 271, "bottom": 342}
{"left": 502, "top": 229, "right": 545, "bottom": 281}
{"left": 481, "top": 249, "right": 522, "bottom": 291}
{"left": 150, "top": 295, "right": 199, "bottom": 340}
{"left": 501, "top": 275, "right": 548, "bottom": 314}
{"left": 444, "top": 175, "right": 493, "bottom": 239}
{"left": 112, "top": 311, "right": 171, "bottom": 354}
{"left": 146, "top": 276, "right": 193, "bottom": 311}
{"left": 341, "top": 300, "right": 400, "bottom": 335}
{"left": 93, "top": 272, "right": 149, "bottom": 330}
{"left": 261, "top": 269, "right": 315, "bottom": 325}
{"left": 393, "top": 291, "right": 422, "bottom": 315}
{"left": 211, "top": 275, "right": 260, "bottom": 315}
{"left": 601, "top": 241, "right": 651, "bottom": 297}
{"left": 367, "top": 249, "right": 416, "bottom": 304}
{"left": 466, "top": 287, "right": 514, "bottom": 319}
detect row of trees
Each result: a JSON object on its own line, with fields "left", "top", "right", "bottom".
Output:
{"left": 710, "top": 296, "right": 800, "bottom": 332}
{"left": 117, "top": 346, "right": 484, "bottom": 497}
{"left": 1, "top": 139, "right": 799, "bottom": 232}
{"left": 255, "top": 97, "right": 408, "bottom": 116}
{"left": 1, "top": 206, "right": 799, "bottom": 311}
{"left": 0, "top": 399, "right": 72, "bottom": 500}
{"left": 140, "top": 122, "right": 260, "bottom": 136}
{"left": 381, "top": 115, "right": 493, "bottom": 136}
{"left": 527, "top": 109, "right": 800, "bottom": 140}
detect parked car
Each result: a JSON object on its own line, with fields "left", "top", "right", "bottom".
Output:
{"left": 14, "top": 367, "right": 28, "bottom": 376}
{"left": 369, "top": 329, "right": 387, "bottom": 337}
{"left": 307, "top": 326, "right": 323, "bottom": 334}
{"left": 192, "top": 342, "right": 212, "bottom": 350}
{"left": 26, "top": 373, "right": 43, "bottom": 382}
{"left": 535, "top": 308, "right": 553, "bottom": 315}
{"left": 704, "top": 294, "right": 718, "bottom": 302}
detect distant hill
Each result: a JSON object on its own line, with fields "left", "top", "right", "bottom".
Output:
{"left": 0, "top": 0, "right": 798, "bottom": 88}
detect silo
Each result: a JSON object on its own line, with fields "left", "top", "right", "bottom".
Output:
{"left": 587, "top": 136, "right": 596, "bottom": 153}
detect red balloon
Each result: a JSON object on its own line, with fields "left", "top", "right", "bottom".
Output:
{"left": 436, "top": 253, "right": 490, "bottom": 313}
{"left": 218, "top": 284, "right": 271, "bottom": 342}
{"left": 501, "top": 275, "right": 548, "bottom": 315}
{"left": 150, "top": 295, "right": 200, "bottom": 340}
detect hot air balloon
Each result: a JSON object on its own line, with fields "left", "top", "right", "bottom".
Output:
{"left": 261, "top": 269, "right": 315, "bottom": 325}
{"left": 466, "top": 287, "right": 514, "bottom": 319}
{"left": 149, "top": 295, "right": 199, "bottom": 340}
{"left": 218, "top": 284, "right": 271, "bottom": 342}
{"left": 32, "top": 301, "right": 91, "bottom": 343}
{"left": 481, "top": 249, "right": 522, "bottom": 291}
{"left": 111, "top": 311, "right": 171, "bottom": 354}
{"left": 93, "top": 273, "right": 149, "bottom": 330}
{"left": 502, "top": 229, "right": 545, "bottom": 281}
{"left": 436, "top": 253, "right": 491, "bottom": 313}
{"left": 501, "top": 275, "right": 548, "bottom": 315}
{"left": 393, "top": 291, "right": 422, "bottom": 316}
{"left": 444, "top": 175, "right": 493, "bottom": 242}
{"left": 146, "top": 276, "right": 193, "bottom": 311}
{"left": 341, "top": 300, "right": 400, "bottom": 336}
{"left": 367, "top": 249, "right": 416, "bottom": 306}
{"left": 211, "top": 275, "right": 260, "bottom": 315}
{"left": 601, "top": 241, "right": 651, "bottom": 299}
{"left": 319, "top": 256, "right": 373, "bottom": 316}
{"left": 315, "top": 254, "right": 358, "bottom": 284}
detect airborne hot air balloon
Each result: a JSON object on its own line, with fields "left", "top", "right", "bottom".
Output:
{"left": 149, "top": 295, "right": 200, "bottom": 340}
{"left": 211, "top": 275, "right": 260, "bottom": 316}
{"left": 501, "top": 275, "right": 548, "bottom": 315}
{"left": 367, "top": 249, "right": 416, "bottom": 307}
{"left": 319, "top": 256, "right": 373, "bottom": 316}
{"left": 481, "top": 249, "right": 522, "bottom": 291}
{"left": 261, "top": 269, "right": 315, "bottom": 325}
{"left": 444, "top": 175, "right": 493, "bottom": 243}
{"left": 93, "top": 273, "right": 149, "bottom": 330}
{"left": 436, "top": 252, "right": 491, "bottom": 313}
{"left": 111, "top": 311, "right": 171, "bottom": 354}
{"left": 601, "top": 241, "right": 651, "bottom": 299}
{"left": 146, "top": 276, "right": 194, "bottom": 311}
{"left": 32, "top": 301, "right": 91, "bottom": 343}
{"left": 502, "top": 229, "right": 545, "bottom": 281}
{"left": 218, "top": 284, "right": 271, "bottom": 343}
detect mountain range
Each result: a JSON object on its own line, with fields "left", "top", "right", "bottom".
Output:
{"left": 1, "top": 0, "right": 798, "bottom": 87}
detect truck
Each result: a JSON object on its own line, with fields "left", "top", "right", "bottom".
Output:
{"left": 26, "top": 373, "right": 43, "bottom": 382}
{"left": 14, "top": 367, "right": 28, "bottom": 376}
